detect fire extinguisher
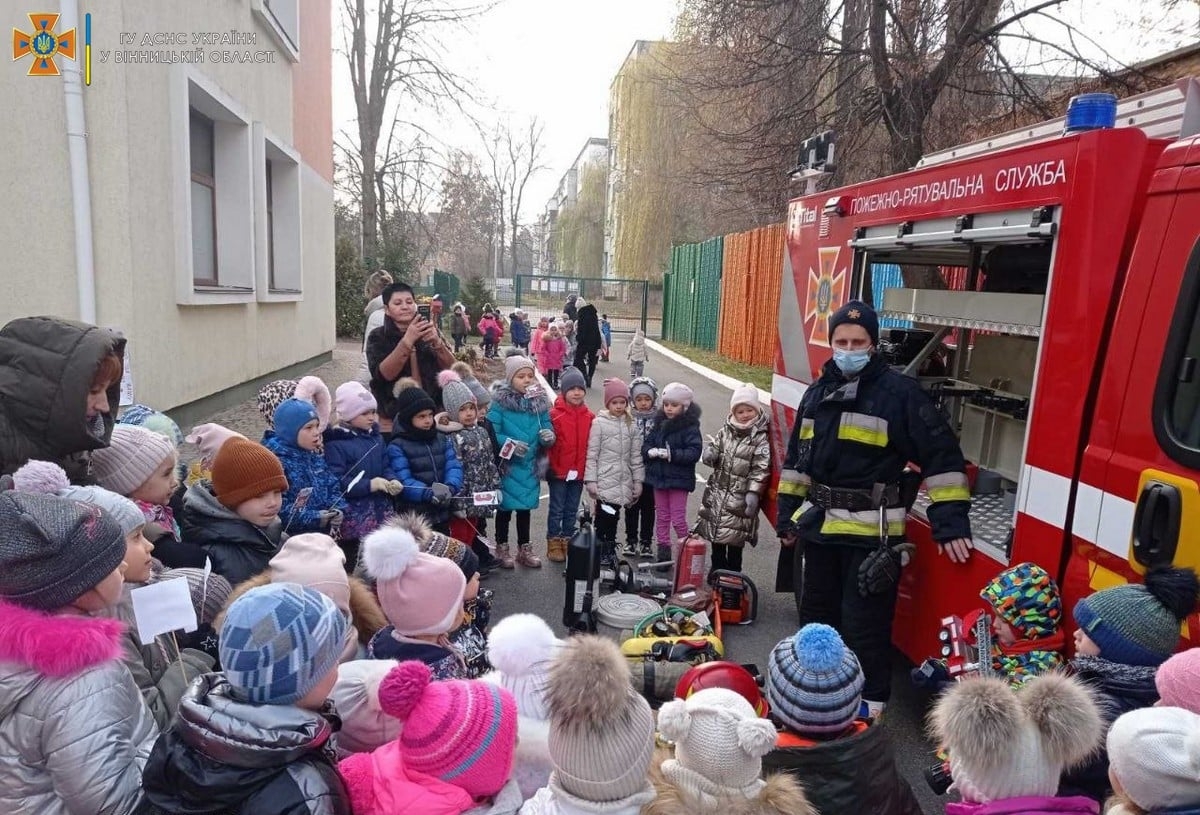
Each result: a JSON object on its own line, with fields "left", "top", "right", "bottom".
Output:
{"left": 562, "top": 508, "right": 601, "bottom": 633}
{"left": 673, "top": 533, "right": 709, "bottom": 595}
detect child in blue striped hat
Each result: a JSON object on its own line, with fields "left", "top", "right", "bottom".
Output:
{"left": 762, "top": 623, "right": 923, "bottom": 815}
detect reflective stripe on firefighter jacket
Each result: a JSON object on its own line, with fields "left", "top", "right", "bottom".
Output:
{"left": 775, "top": 354, "right": 972, "bottom": 548}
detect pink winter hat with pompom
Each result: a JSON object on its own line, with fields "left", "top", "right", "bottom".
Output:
{"left": 379, "top": 660, "right": 518, "bottom": 799}
{"left": 360, "top": 523, "right": 466, "bottom": 636}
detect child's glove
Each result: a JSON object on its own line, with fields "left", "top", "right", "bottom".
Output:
{"left": 538, "top": 428, "right": 556, "bottom": 447}
{"left": 511, "top": 440, "right": 530, "bottom": 459}
{"left": 586, "top": 482, "right": 599, "bottom": 499}
{"left": 369, "top": 477, "right": 391, "bottom": 493}
{"left": 319, "top": 509, "right": 343, "bottom": 528}
{"left": 648, "top": 447, "right": 670, "bottom": 460}
{"left": 701, "top": 442, "right": 719, "bottom": 467}
{"left": 744, "top": 493, "right": 760, "bottom": 517}
{"left": 429, "top": 483, "right": 453, "bottom": 505}
{"left": 386, "top": 480, "right": 404, "bottom": 496}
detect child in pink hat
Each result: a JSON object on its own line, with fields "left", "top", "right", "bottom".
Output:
{"left": 338, "top": 660, "right": 520, "bottom": 815}
{"left": 1155, "top": 647, "right": 1200, "bottom": 713}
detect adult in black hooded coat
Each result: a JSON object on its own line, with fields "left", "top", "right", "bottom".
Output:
{"left": 0, "top": 316, "right": 125, "bottom": 484}
{"left": 572, "top": 298, "right": 603, "bottom": 387}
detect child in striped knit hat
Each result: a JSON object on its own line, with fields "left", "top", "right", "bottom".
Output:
{"left": 762, "top": 623, "right": 922, "bottom": 815}
{"left": 1062, "top": 566, "right": 1200, "bottom": 803}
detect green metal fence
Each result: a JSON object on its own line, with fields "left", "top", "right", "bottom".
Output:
{"left": 662, "top": 237, "right": 722, "bottom": 350}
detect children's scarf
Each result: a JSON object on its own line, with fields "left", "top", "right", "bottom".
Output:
{"left": 992, "top": 629, "right": 1066, "bottom": 686}
{"left": 136, "top": 499, "right": 181, "bottom": 540}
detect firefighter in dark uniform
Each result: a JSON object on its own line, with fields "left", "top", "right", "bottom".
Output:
{"left": 775, "top": 300, "right": 973, "bottom": 714}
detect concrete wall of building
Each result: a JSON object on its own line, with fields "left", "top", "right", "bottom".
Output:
{"left": 0, "top": 0, "right": 334, "bottom": 411}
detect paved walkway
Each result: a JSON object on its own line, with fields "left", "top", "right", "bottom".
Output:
{"left": 186, "top": 336, "right": 945, "bottom": 814}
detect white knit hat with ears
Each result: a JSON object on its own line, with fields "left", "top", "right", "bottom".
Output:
{"left": 482, "top": 613, "right": 563, "bottom": 720}
{"left": 657, "top": 687, "right": 779, "bottom": 800}
{"left": 729, "top": 383, "right": 762, "bottom": 413}
{"left": 931, "top": 672, "right": 1103, "bottom": 803}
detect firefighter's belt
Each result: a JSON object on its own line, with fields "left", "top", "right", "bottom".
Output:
{"left": 809, "top": 482, "right": 899, "bottom": 512}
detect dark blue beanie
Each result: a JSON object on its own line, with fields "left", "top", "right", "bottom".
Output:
{"left": 828, "top": 300, "right": 879, "bottom": 345}
{"left": 273, "top": 398, "right": 319, "bottom": 448}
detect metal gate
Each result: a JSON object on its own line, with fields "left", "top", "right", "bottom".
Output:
{"left": 497, "top": 275, "right": 658, "bottom": 337}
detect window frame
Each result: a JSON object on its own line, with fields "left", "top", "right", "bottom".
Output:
{"left": 253, "top": 123, "right": 303, "bottom": 301}
{"left": 189, "top": 111, "right": 219, "bottom": 287}
{"left": 171, "top": 67, "right": 256, "bottom": 305}
{"left": 1152, "top": 236, "right": 1200, "bottom": 469}
{"left": 251, "top": 0, "right": 300, "bottom": 62}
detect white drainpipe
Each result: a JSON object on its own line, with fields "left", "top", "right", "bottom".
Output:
{"left": 59, "top": 0, "right": 97, "bottom": 323}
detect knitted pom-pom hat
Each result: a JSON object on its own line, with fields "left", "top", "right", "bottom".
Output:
{"left": 379, "top": 660, "right": 518, "bottom": 799}
{"left": 485, "top": 613, "right": 563, "bottom": 720}
{"left": 767, "top": 623, "right": 865, "bottom": 736}
{"left": 545, "top": 635, "right": 656, "bottom": 802}
{"left": 360, "top": 522, "right": 466, "bottom": 636}
{"left": 1073, "top": 566, "right": 1200, "bottom": 666}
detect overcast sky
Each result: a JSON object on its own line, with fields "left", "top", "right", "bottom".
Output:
{"left": 332, "top": 0, "right": 1197, "bottom": 221}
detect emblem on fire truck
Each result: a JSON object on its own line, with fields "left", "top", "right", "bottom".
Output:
{"left": 804, "top": 247, "right": 847, "bottom": 347}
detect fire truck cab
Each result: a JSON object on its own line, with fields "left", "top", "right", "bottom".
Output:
{"left": 772, "top": 79, "right": 1200, "bottom": 662}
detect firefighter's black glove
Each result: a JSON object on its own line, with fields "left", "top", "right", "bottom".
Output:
{"left": 857, "top": 542, "right": 915, "bottom": 598}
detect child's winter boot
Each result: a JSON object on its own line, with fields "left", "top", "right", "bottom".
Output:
{"left": 547, "top": 536, "right": 567, "bottom": 563}
{"left": 516, "top": 542, "right": 542, "bottom": 568}
{"left": 495, "top": 542, "right": 515, "bottom": 570}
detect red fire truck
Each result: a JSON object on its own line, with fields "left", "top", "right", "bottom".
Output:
{"left": 771, "top": 79, "right": 1200, "bottom": 663}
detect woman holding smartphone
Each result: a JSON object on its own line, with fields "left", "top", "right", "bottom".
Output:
{"left": 365, "top": 282, "right": 456, "bottom": 430}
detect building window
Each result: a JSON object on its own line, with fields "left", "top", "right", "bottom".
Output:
{"left": 189, "top": 111, "right": 218, "bottom": 286}
{"left": 265, "top": 159, "right": 275, "bottom": 290}
{"left": 1155, "top": 237, "right": 1200, "bottom": 465}
{"left": 252, "top": 0, "right": 299, "bottom": 61}
{"left": 256, "top": 124, "right": 303, "bottom": 299}
{"left": 171, "top": 68, "right": 256, "bottom": 305}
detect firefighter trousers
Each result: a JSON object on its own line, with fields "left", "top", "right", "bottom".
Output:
{"left": 796, "top": 540, "right": 900, "bottom": 703}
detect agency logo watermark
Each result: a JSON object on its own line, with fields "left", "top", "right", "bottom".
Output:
{"left": 12, "top": 12, "right": 75, "bottom": 76}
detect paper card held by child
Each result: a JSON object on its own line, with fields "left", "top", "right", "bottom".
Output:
{"left": 473, "top": 491, "right": 499, "bottom": 506}
{"left": 131, "top": 578, "right": 198, "bottom": 645}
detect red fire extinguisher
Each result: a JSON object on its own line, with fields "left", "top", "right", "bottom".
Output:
{"left": 673, "top": 533, "right": 709, "bottom": 594}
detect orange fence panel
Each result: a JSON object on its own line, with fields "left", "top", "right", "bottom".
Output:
{"left": 717, "top": 224, "right": 784, "bottom": 368}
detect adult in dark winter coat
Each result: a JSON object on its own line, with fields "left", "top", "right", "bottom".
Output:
{"left": 572, "top": 298, "right": 603, "bottom": 387}
{"left": 365, "top": 282, "right": 456, "bottom": 429}
{"left": 563, "top": 294, "right": 578, "bottom": 322}
{"left": 0, "top": 316, "right": 125, "bottom": 484}
{"left": 775, "top": 300, "right": 972, "bottom": 713}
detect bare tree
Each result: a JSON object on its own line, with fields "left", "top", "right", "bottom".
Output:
{"left": 671, "top": 0, "right": 1148, "bottom": 210}
{"left": 483, "top": 118, "right": 547, "bottom": 279}
{"left": 340, "top": 0, "right": 482, "bottom": 257}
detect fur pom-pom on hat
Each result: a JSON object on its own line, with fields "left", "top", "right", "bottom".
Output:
{"left": 294, "top": 376, "right": 332, "bottom": 432}
{"left": 437, "top": 369, "right": 461, "bottom": 388}
{"left": 930, "top": 672, "right": 1102, "bottom": 802}
{"left": 11, "top": 460, "right": 70, "bottom": 495}
{"left": 545, "top": 635, "right": 656, "bottom": 802}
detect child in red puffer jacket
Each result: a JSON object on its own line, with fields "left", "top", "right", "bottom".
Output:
{"left": 545, "top": 366, "right": 592, "bottom": 564}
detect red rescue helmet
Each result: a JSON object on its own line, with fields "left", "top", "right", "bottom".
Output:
{"left": 674, "top": 661, "right": 768, "bottom": 717}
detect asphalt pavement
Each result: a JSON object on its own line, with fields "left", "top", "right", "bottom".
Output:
{"left": 188, "top": 337, "right": 948, "bottom": 814}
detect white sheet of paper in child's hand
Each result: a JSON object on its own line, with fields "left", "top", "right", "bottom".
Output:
{"left": 473, "top": 491, "right": 499, "bottom": 506}
{"left": 131, "top": 579, "right": 198, "bottom": 645}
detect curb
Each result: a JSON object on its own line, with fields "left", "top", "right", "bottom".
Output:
{"left": 644, "top": 339, "right": 771, "bottom": 406}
